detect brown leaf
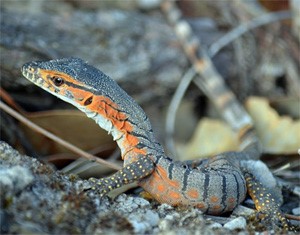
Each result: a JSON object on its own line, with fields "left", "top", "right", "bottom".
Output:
{"left": 176, "top": 118, "right": 239, "bottom": 160}
{"left": 246, "top": 97, "right": 300, "bottom": 154}
{"left": 20, "top": 110, "right": 114, "bottom": 155}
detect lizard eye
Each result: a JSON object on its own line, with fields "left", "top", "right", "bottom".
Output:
{"left": 52, "top": 76, "right": 65, "bottom": 86}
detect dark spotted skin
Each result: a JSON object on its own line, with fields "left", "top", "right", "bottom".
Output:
{"left": 22, "top": 57, "right": 292, "bottom": 230}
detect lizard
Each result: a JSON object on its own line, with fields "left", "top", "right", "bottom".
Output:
{"left": 22, "top": 57, "right": 292, "bottom": 231}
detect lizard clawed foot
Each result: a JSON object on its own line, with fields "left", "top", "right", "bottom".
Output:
{"left": 84, "top": 177, "right": 110, "bottom": 197}
{"left": 243, "top": 170, "right": 294, "bottom": 231}
{"left": 250, "top": 209, "right": 293, "bottom": 232}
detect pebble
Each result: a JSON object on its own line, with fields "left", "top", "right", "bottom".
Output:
{"left": 224, "top": 217, "right": 247, "bottom": 230}
{"left": 137, "top": 0, "right": 161, "bottom": 10}
{"left": 293, "top": 186, "right": 300, "bottom": 197}
{"left": 292, "top": 207, "right": 300, "bottom": 216}
{"left": 129, "top": 209, "right": 160, "bottom": 233}
{"left": 208, "top": 222, "right": 222, "bottom": 229}
{"left": 0, "top": 165, "right": 33, "bottom": 193}
{"left": 232, "top": 205, "right": 255, "bottom": 217}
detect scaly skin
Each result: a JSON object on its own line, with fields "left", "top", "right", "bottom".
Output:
{"left": 22, "top": 58, "right": 291, "bottom": 229}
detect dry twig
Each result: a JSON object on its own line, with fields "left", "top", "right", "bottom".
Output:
{"left": 0, "top": 100, "right": 121, "bottom": 170}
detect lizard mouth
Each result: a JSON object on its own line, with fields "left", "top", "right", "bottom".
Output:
{"left": 22, "top": 61, "right": 37, "bottom": 77}
{"left": 21, "top": 62, "right": 45, "bottom": 87}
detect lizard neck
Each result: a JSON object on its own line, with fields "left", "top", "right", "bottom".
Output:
{"left": 78, "top": 92, "right": 165, "bottom": 164}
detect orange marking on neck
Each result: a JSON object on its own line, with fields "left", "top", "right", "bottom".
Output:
{"left": 40, "top": 70, "right": 147, "bottom": 159}
{"left": 84, "top": 95, "right": 147, "bottom": 158}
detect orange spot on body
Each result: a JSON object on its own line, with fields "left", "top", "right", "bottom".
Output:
{"left": 139, "top": 166, "right": 186, "bottom": 205}
{"left": 139, "top": 166, "right": 165, "bottom": 194}
{"left": 148, "top": 180, "right": 155, "bottom": 188}
{"left": 186, "top": 189, "right": 199, "bottom": 199}
{"left": 210, "top": 196, "right": 219, "bottom": 203}
{"left": 157, "top": 184, "right": 165, "bottom": 192}
{"left": 227, "top": 197, "right": 235, "bottom": 203}
{"left": 226, "top": 197, "right": 237, "bottom": 211}
{"left": 169, "top": 191, "right": 181, "bottom": 200}
{"left": 212, "top": 205, "right": 221, "bottom": 210}
{"left": 209, "top": 204, "right": 222, "bottom": 215}
{"left": 196, "top": 203, "right": 206, "bottom": 209}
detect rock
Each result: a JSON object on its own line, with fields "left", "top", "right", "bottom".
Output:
{"left": 232, "top": 205, "right": 255, "bottom": 217}
{"left": 1, "top": 8, "right": 187, "bottom": 92}
{"left": 0, "top": 165, "right": 33, "bottom": 194}
{"left": 293, "top": 186, "right": 300, "bottom": 197}
{"left": 129, "top": 210, "right": 160, "bottom": 234}
{"left": 292, "top": 207, "right": 300, "bottom": 216}
{"left": 223, "top": 217, "right": 247, "bottom": 230}
{"left": 208, "top": 222, "right": 222, "bottom": 229}
{"left": 138, "top": 0, "right": 161, "bottom": 10}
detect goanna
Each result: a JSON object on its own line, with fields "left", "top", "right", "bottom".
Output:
{"left": 22, "top": 57, "right": 291, "bottom": 230}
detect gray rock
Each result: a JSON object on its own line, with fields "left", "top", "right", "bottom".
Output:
{"left": 292, "top": 207, "right": 300, "bottom": 216}
{"left": 224, "top": 217, "right": 247, "bottom": 230}
{"left": 1, "top": 9, "right": 187, "bottom": 91}
{"left": 0, "top": 165, "right": 33, "bottom": 194}
{"left": 207, "top": 222, "right": 222, "bottom": 229}
{"left": 129, "top": 209, "right": 160, "bottom": 234}
{"left": 232, "top": 205, "right": 255, "bottom": 217}
{"left": 138, "top": 0, "right": 161, "bottom": 10}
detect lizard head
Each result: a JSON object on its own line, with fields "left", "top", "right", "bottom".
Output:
{"left": 21, "top": 57, "right": 116, "bottom": 108}
{"left": 22, "top": 57, "right": 164, "bottom": 158}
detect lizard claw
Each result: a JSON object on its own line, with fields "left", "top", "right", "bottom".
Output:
{"left": 84, "top": 177, "right": 109, "bottom": 198}
{"left": 252, "top": 210, "right": 293, "bottom": 232}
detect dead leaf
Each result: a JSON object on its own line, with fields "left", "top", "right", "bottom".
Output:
{"left": 246, "top": 97, "right": 300, "bottom": 154}
{"left": 176, "top": 96, "right": 300, "bottom": 160}
{"left": 176, "top": 118, "right": 239, "bottom": 160}
{"left": 20, "top": 110, "right": 115, "bottom": 155}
